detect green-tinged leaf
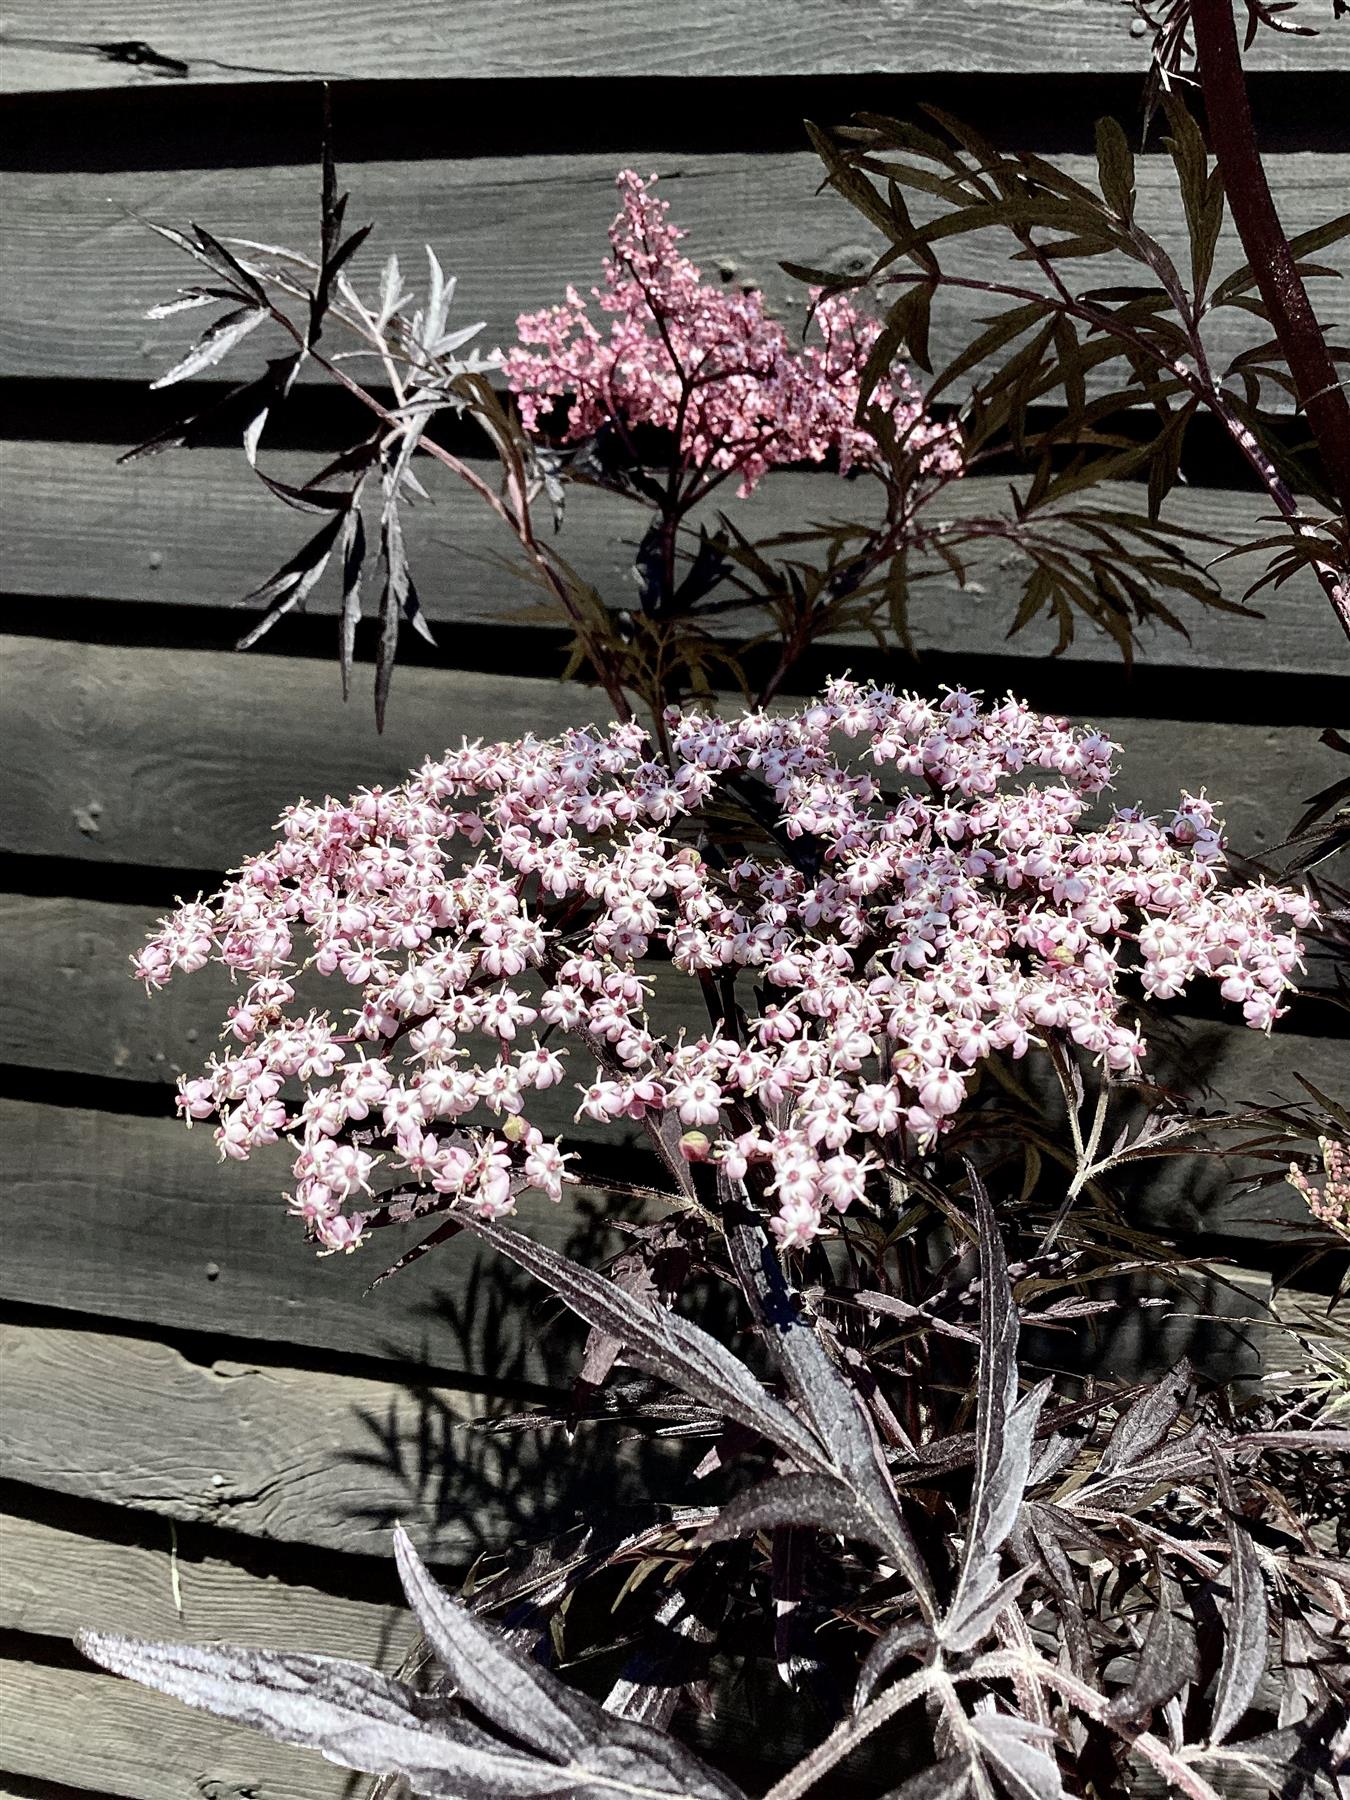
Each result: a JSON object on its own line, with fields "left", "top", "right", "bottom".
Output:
{"left": 1212, "top": 211, "right": 1350, "bottom": 306}
{"left": 805, "top": 121, "right": 896, "bottom": 239}
{"left": 1095, "top": 118, "right": 1136, "bottom": 224}
{"left": 1051, "top": 315, "right": 1087, "bottom": 417}
{"left": 924, "top": 300, "right": 1049, "bottom": 402}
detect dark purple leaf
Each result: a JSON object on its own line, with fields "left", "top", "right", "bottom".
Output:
{"left": 339, "top": 507, "right": 367, "bottom": 702}
{"left": 969, "top": 1713, "right": 1065, "bottom": 1800}
{"left": 724, "top": 1206, "right": 934, "bottom": 1602}
{"left": 1106, "top": 1570, "right": 1196, "bottom": 1723}
{"left": 941, "top": 1171, "right": 1048, "bottom": 1648}
{"left": 235, "top": 512, "right": 346, "bottom": 652}
{"left": 392, "top": 1525, "right": 591, "bottom": 1756}
{"left": 696, "top": 1472, "right": 875, "bottom": 1547}
{"left": 1097, "top": 1361, "right": 1192, "bottom": 1479}
{"left": 854, "top": 1621, "right": 933, "bottom": 1713}
{"left": 875, "top": 1758, "right": 975, "bottom": 1800}
{"left": 1208, "top": 1445, "right": 1268, "bottom": 1746}
{"left": 75, "top": 1632, "right": 566, "bottom": 1795}
{"left": 941, "top": 1566, "right": 1035, "bottom": 1657}
{"left": 459, "top": 1216, "right": 829, "bottom": 1475}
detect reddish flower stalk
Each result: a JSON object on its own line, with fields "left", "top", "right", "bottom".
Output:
{"left": 1191, "top": 0, "right": 1350, "bottom": 636}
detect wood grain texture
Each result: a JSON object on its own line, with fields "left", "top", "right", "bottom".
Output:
{"left": 0, "top": 639, "right": 613, "bottom": 870}
{"left": 3, "top": 152, "right": 1343, "bottom": 389}
{"left": 0, "top": 1318, "right": 668, "bottom": 1557}
{"left": 1, "top": 0, "right": 1340, "bottom": 93}
{"left": 0, "top": 1512, "right": 413, "bottom": 1665}
{"left": 0, "top": 637, "right": 1334, "bottom": 874}
{"left": 0, "top": 1096, "right": 620, "bottom": 1379}
{"left": 0, "top": 1657, "right": 354, "bottom": 1800}
{"left": 3, "top": 441, "right": 1340, "bottom": 676}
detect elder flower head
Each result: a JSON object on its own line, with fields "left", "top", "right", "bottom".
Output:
{"left": 135, "top": 680, "right": 1309, "bottom": 1255}
{"left": 504, "top": 170, "right": 962, "bottom": 497}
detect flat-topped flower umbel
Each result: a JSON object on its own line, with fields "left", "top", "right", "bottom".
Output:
{"left": 134, "top": 681, "right": 1310, "bottom": 1255}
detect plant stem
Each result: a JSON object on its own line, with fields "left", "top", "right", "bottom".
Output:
{"left": 1190, "top": 0, "right": 1350, "bottom": 503}
{"left": 1190, "top": 0, "right": 1350, "bottom": 595}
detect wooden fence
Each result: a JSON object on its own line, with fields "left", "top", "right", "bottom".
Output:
{"left": 2, "top": 7, "right": 1348, "bottom": 1796}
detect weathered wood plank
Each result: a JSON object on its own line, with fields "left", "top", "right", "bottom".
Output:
{"left": 2, "top": 440, "right": 1339, "bottom": 675}
{"left": 0, "top": 638, "right": 1334, "bottom": 874}
{"left": 2, "top": 152, "right": 1343, "bottom": 388}
{"left": 0, "top": 1096, "right": 619, "bottom": 1379}
{"left": 0, "top": 1512, "right": 413, "bottom": 1666}
{"left": 0, "top": 1657, "right": 354, "bottom": 1800}
{"left": 1, "top": 0, "right": 1339, "bottom": 93}
{"left": 0, "top": 640, "right": 614, "bottom": 869}
{"left": 0, "top": 1318, "right": 665, "bottom": 1557}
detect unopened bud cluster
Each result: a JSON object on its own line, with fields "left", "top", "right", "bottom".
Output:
{"left": 1287, "top": 1136, "right": 1350, "bottom": 1241}
{"left": 134, "top": 680, "right": 1310, "bottom": 1253}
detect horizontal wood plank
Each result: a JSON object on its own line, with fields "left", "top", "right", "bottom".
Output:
{"left": 1, "top": 0, "right": 1339, "bottom": 93}
{"left": 0, "top": 640, "right": 614, "bottom": 869}
{"left": 0, "top": 1096, "right": 619, "bottom": 1380}
{"left": 0, "top": 1318, "right": 675, "bottom": 1557}
{"left": 0, "top": 1512, "right": 413, "bottom": 1665}
{"left": 2, "top": 441, "right": 1339, "bottom": 675}
{"left": 2, "top": 152, "right": 1343, "bottom": 388}
{"left": 0, "top": 638, "right": 1333, "bottom": 874}
{"left": 0, "top": 1657, "right": 353, "bottom": 1800}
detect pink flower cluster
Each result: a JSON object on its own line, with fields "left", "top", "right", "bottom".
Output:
{"left": 134, "top": 681, "right": 1310, "bottom": 1254}
{"left": 1288, "top": 1137, "right": 1350, "bottom": 1241}
{"left": 503, "top": 171, "right": 963, "bottom": 497}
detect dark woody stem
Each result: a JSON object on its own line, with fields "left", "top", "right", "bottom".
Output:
{"left": 1190, "top": 0, "right": 1350, "bottom": 535}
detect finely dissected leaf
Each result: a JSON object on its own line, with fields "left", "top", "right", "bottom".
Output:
{"left": 392, "top": 1525, "right": 588, "bottom": 1757}
{"left": 459, "top": 1216, "right": 830, "bottom": 1475}
{"left": 940, "top": 1567, "right": 1036, "bottom": 1658}
{"left": 942, "top": 1170, "right": 1048, "bottom": 1647}
{"left": 1094, "top": 118, "right": 1136, "bottom": 224}
{"left": 373, "top": 493, "right": 435, "bottom": 733}
{"left": 339, "top": 507, "right": 366, "bottom": 701}
{"left": 1107, "top": 1569, "right": 1196, "bottom": 1722}
{"left": 1096, "top": 1361, "right": 1192, "bottom": 1479}
{"left": 1208, "top": 1446, "right": 1268, "bottom": 1746}
{"left": 235, "top": 512, "right": 346, "bottom": 651}
{"left": 853, "top": 1622, "right": 933, "bottom": 1714}
{"left": 723, "top": 1206, "right": 934, "bottom": 1602}
{"left": 969, "top": 1713, "right": 1065, "bottom": 1800}
{"left": 1213, "top": 211, "right": 1350, "bottom": 306}
{"left": 1193, "top": 1714, "right": 1344, "bottom": 1799}
{"left": 75, "top": 1632, "right": 571, "bottom": 1796}
{"left": 1159, "top": 96, "right": 1225, "bottom": 305}
{"left": 393, "top": 1529, "right": 745, "bottom": 1798}
{"left": 78, "top": 1621, "right": 744, "bottom": 1800}
{"left": 696, "top": 1472, "right": 880, "bottom": 1548}
{"left": 150, "top": 304, "right": 267, "bottom": 388}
